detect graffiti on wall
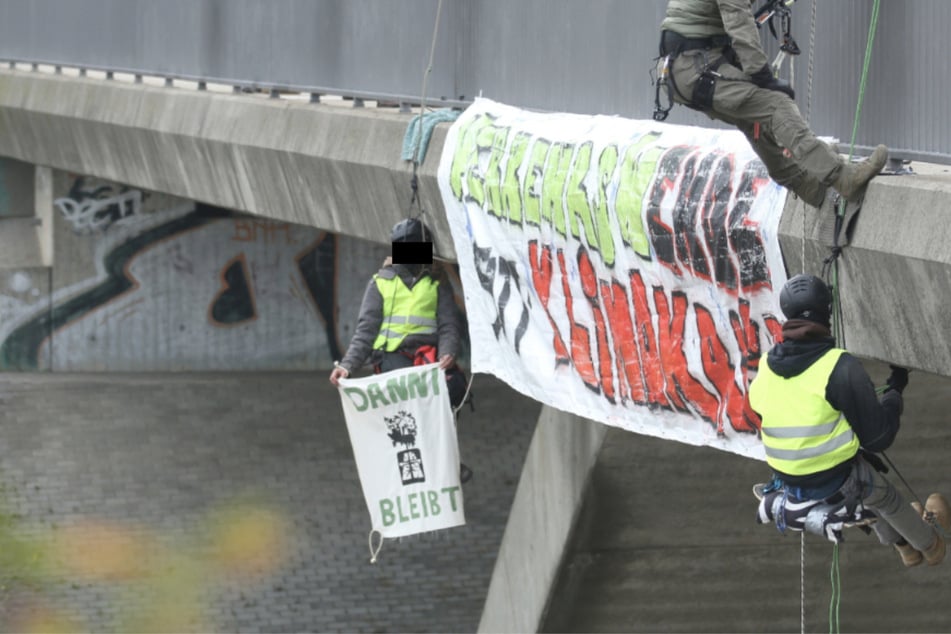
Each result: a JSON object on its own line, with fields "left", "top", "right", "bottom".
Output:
{"left": 54, "top": 177, "right": 145, "bottom": 234}
{"left": 0, "top": 175, "right": 392, "bottom": 371}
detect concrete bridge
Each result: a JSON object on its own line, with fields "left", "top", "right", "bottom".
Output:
{"left": 1, "top": 2, "right": 950, "bottom": 630}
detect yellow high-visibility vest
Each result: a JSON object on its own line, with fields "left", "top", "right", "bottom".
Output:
{"left": 749, "top": 348, "right": 859, "bottom": 476}
{"left": 372, "top": 274, "right": 439, "bottom": 352}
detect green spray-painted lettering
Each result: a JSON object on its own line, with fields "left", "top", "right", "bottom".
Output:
{"left": 386, "top": 375, "right": 408, "bottom": 403}
{"left": 597, "top": 145, "right": 620, "bottom": 266}
{"left": 449, "top": 113, "right": 497, "bottom": 203}
{"left": 367, "top": 383, "right": 389, "bottom": 409}
{"left": 541, "top": 143, "right": 572, "bottom": 238}
{"left": 344, "top": 367, "right": 440, "bottom": 412}
{"left": 501, "top": 131, "right": 531, "bottom": 225}
{"left": 379, "top": 488, "right": 457, "bottom": 527}
{"left": 343, "top": 387, "right": 369, "bottom": 412}
{"left": 485, "top": 125, "right": 511, "bottom": 220}
{"left": 407, "top": 366, "right": 440, "bottom": 400}
{"left": 566, "top": 141, "right": 615, "bottom": 266}
{"left": 522, "top": 138, "right": 551, "bottom": 227}
{"left": 616, "top": 132, "right": 663, "bottom": 258}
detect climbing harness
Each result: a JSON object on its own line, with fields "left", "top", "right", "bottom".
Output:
{"left": 755, "top": 0, "right": 802, "bottom": 78}
{"left": 651, "top": 31, "right": 738, "bottom": 120}
{"left": 755, "top": 0, "right": 801, "bottom": 55}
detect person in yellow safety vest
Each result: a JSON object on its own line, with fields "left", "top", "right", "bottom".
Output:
{"left": 656, "top": 0, "right": 888, "bottom": 207}
{"left": 748, "top": 274, "right": 950, "bottom": 567}
{"left": 329, "top": 217, "right": 467, "bottom": 408}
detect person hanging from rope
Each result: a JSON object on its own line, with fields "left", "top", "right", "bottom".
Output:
{"left": 329, "top": 217, "right": 473, "bottom": 482}
{"left": 748, "top": 274, "right": 951, "bottom": 566}
{"left": 654, "top": 0, "right": 887, "bottom": 208}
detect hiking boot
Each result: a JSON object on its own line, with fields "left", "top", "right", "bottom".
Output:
{"left": 924, "top": 493, "right": 951, "bottom": 565}
{"left": 912, "top": 495, "right": 950, "bottom": 566}
{"left": 831, "top": 144, "right": 888, "bottom": 202}
{"left": 925, "top": 493, "right": 951, "bottom": 531}
{"left": 922, "top": 533, "right": 946, "bottom": 566}
{"left": 894, "top": 540, "right": 924, "bottom": 567}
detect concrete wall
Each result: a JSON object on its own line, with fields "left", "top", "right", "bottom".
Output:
{"left": 478, "top": 406, "right": 607, "bottom": 633}
{"left": 0, "top": 157, "right": 34, "bottom": 218}
{"left": 0, "top": 168, "right": 403, "bottom": 371}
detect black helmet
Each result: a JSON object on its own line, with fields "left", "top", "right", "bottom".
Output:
{"left": 779, "top": 274, "right": 832, "bottom": 324}
{"left": 390, "top": 218, "right": 431, "bottom": 243}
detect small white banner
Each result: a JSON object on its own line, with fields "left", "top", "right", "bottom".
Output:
{"left": 338, "top": 363, "right": 465, "bottom": 539}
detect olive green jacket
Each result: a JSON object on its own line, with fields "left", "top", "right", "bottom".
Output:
{"left": 661, "top": 0, "right": 769, "bottom": 74}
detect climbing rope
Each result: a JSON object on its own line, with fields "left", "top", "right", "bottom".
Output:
{"left": 404, "top": 0, "right": 446, "bottom": 224}
{"left": 412, "top": 0, "right": 444, "bottom": 170}
{"left": 804, "top": 0, "right": 818, "bottom": 124}
{"left": 829, "top": 542, "right": 841, "bottom": 634}
{"left": 800, "top": 533, "right": 806, "bottom": 634}
{"left": 824, "top": 0, "right": 881, "bottom": 347}
{"left": 452, "top": 373, "right": 475, "bottom": 418}
{"left": 812, "top": 2, "right": 881, "bottom": 630}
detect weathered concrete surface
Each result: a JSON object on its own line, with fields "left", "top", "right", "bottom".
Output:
{"left": 780, "top": 165, "right": 951, "bottom": 376}
{"left": 478, "top": 407, "right": 607, "bottom": 634}
{"left": 0, "top": 69, "right": 455, "bottom": 259}
{"left": 0, "top": 371, "right": 540, "bottom": 632}
{"left": 543, "top": 361, "right": 951, "bottom": 633}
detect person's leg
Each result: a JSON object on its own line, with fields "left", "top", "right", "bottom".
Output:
{"left": 846, "top": 458, "right": 939, "bottom": 551}
{"left": 725, "top": 117, "right": 827, "bottom": 207}
{"left": 706, "top": 63, "right": 843, "bottom": 187}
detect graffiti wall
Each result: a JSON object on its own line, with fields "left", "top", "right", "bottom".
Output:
{"left": 0, "top": 171, "right": 398, "bottom": 371}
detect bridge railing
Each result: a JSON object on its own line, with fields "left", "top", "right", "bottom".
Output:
{"left": 0, "top": 0, "right": 947, "bottom": 164}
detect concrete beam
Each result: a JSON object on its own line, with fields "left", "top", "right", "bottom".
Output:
{"left": 0, "top": 70, "right": 455, "bottom": 258}
{"left": 779, "top": 165, "right": 951, "bottom": 376}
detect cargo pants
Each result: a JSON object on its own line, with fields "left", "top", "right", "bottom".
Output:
{"left": 665, "top": 47, "right": 844, "bottom": 206}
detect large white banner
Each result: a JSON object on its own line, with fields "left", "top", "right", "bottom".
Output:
{"left": 437, "top": 98, "right": 789, "bottom": 459}
{"left": 338, "top": 363, "right": 465, "bottom": 538}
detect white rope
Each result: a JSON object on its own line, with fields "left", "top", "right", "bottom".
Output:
{"left": 800, "top": 0, "right": 818, "bottom": 275}
{"left": 413, "top": 0, "right": 445, "bottom": 167}
{"left": 368, "top": 529, "right": 384, "bottom": 563}
{"left": 805, "top": 0, "right": 818, "bottom": 124}
{"left": 452, "top": 372, "right": 475, "bottom": 417}
{"left": 800, "top": 532, "right": 806, "bottom": 634}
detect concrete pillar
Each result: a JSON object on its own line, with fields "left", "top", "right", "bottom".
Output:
{"left": 478, "top": 407, "right": 607, "bottom": 633}
{"left": 35, "top": 165, "right": 53, "bottom": 266}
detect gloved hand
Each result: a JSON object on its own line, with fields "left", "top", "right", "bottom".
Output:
{"left": 885, "top": 364, "right": 909, "bottom": 394}
{"left": 750, "top": 65, "right": 796, "bottom": 100}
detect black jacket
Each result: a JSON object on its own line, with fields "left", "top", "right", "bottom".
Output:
{"left": 762, "top": 328, "right": 902, "bottom": 488}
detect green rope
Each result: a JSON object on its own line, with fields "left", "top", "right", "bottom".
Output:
{"left": 828, "top": 542, "right": 841, "bottom": 634}
{"left": 824, "top": 6, "right": 879, "bottom": 633}
{"left": 846, "top": 0, "right": 882, "bottom": 161}
{"left": 828, "top": 0, "right": 882, "bottom": 349}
